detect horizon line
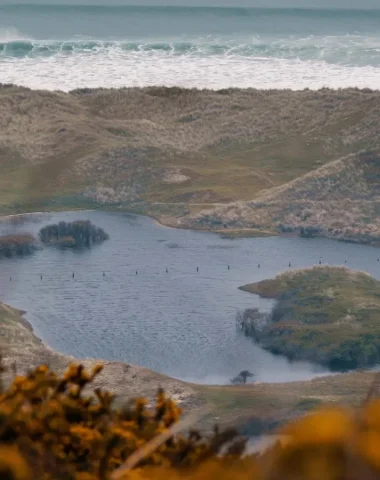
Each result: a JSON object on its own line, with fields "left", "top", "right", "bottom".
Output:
{"left": 2, "top": 3, "right": 380, "bottom": 10}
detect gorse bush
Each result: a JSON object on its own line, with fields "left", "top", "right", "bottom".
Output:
{"left": 0, "top": 359, "right": 247, "bottom": 480}
{"left": 2, "top": 358, "right": 380, "bottom": 479}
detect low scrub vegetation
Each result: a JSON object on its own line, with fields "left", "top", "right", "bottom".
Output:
{"left": 39, "top": 221, "right": 109, "bottom": 248}
{"left": 0, "top": 234, "right": 37, "bottom": 258}
{"left": 230, "top": 370, "right": 254, "bottom": 385}
{"left": 239, "top": 267, "right": 380, "bottom": 370}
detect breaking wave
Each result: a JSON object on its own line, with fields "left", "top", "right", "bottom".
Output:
{"left": 1, "top": 6, "right": 380, "bottom": 91}
{"left": 1, "top": 36, "right": 380, "bottom": 67}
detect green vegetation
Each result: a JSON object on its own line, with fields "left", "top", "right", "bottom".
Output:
{"left": 39, "top": 220, "right": 109, "bottom": 247}
{"left": 0, "top": 234, "right": 37, "bottom": 258}
{"left": 239, "top": 267, "right": 380, "bottom": 370}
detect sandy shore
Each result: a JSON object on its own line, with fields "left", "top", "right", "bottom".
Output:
{"left": 0, "top": 301, "right": 201, "bottom": 411}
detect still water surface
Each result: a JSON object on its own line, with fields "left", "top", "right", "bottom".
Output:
{"left": 1, "top": 211, "right": 378, "bottom": 384}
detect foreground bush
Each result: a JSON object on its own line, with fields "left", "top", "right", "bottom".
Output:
{"left": 0, "top": 360, "right": 247, "bottom": 480}
{"left": 2, "top": 359, "right": 380, "bottom": 479}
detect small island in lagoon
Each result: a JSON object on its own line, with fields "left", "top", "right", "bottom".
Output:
{"left": 239, "top": 266, "right": 380, "bottom": 371}
{"left": 39, "top": 220, "right": 109, "bottom": 248}
{"left": 0, "top": 234, "right": 38, "bottom": 258}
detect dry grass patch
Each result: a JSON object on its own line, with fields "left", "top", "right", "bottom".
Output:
{"left": 186, "top": 150, "right": 380, "bottom": 244}
{"left": 1, "top": 86, "right": 380, "bottom": 222}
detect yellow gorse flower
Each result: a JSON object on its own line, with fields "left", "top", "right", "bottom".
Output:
{"left": 0, "top": 445, "right": 31, "bottom": 480}
{"left": 2, "top": 356, "right": 380, "bottom": 479}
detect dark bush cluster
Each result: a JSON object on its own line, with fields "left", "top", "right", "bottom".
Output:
{"left": 39, "top": 221, "right": 109, "bottom": 247}
{"left": 0, "top": 234, "right": 37, "bottom": 258}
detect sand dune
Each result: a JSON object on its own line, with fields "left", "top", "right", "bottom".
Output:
{"left": 1, "top": 85, "right": 380, "bottom": 242}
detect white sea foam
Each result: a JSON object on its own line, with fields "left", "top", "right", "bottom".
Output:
{"left": 1, "top": 5, "right": 380, "bottom": 90}
{"left": 1, "top": 50, "right": 380, "bottom": 91}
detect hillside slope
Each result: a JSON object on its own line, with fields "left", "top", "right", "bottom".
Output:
{"left": 1, "top": 85, "right": 380, "bottom": 244}
{"left": 182, "top": 150, "right": 380, "bottom": 244}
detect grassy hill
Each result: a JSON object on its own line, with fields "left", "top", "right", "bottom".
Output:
{"left": 1, "top": 85, "right": 380, "bottom": 243}
{"left": 239, "top": 267, "right": 380, "bottom": 370}
{"left": 185, "top": 150, "right": 380, "bottom": 244}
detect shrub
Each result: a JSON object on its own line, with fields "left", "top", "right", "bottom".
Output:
{"left": 0, "top": 359, "right": 246, "bottom": 479}
{"left": 3, "top": 359, "right": 380, "bottom": 479}
{"left": 230, "top": 370, "right": 254, "bottom": 385}
{"left": 39, "top": 221, "right": 109, "bottom": 247}
{"left": 0, "top": 234, "right": 37, "bottom": 258}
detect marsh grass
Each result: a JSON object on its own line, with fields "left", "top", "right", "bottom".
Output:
{"left": 240, "top": 267, "right": 380, "bottom": 370}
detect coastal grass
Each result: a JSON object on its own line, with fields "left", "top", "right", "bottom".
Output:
{"left": 192, "top": 370, "right": 378, "bottom": 433}
{"left": 1, "top": 86, "right": 380, "bottom": 224}
{"left": 240, "top": 267, "right": 380, "bottom": 370}
{"left": 184, "top": 149, "right": 380, "bottom": 244}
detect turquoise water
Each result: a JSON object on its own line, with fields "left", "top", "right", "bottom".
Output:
{"left": 1, "top": 211, "right": 380, "bottom": 384}
{"left": 1, "top": 5, "right": 380, "bottom": 90}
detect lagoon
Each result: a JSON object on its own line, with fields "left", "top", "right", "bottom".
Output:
{"left": 1, "top": 211, "right": 378, "bottom": 384}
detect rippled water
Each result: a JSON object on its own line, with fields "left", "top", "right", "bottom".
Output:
{"left": 1, "top": 211, "right": 379, "bottom": 384}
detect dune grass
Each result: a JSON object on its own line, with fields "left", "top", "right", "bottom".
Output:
{"left": 193, "top": 369, "right": 378, "bottom": 434}
{"left": 2, "top": 86, "right": 380, "bottom": 243}
{"left": 1, "top": 86, "right": 380, "bottom": 213}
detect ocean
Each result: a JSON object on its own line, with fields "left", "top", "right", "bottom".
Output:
{"left": 0, "top": 5, "right": 380, "bottom": 91}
